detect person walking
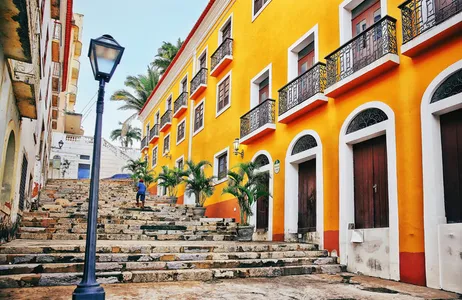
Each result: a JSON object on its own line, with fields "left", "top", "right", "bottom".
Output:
{"left": 136, "top": 179, "right": 147, "bottom": 209}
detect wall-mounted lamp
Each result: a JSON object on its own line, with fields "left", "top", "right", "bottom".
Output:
{"left": 163, "top": 152, "right": 172, "bottom": 159}
{"left": 233, "top": 138, "right": 244, "bottom": 158}
{"left": 51, "top": 139, "right": 64, "bottom": 150}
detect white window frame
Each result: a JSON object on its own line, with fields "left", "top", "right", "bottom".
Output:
{"left": 250, "top": 63, "right": 272, "bottom": 109}
{"left": 175, "top": 155, "right": 185, "bottom": 170}
{"left": 339, "top": 0, "right": 388, "bottom": 44}
{"left": 151, "top": 146, "right": 158, "bottom": 168}
{"left": 163, "top": 133, "right": 171, "bottom": 155}
{"left": 179, "top": 74, "right": 188, "bottom": 94}
{"left": 216, "top": 70, "right": 232, "bottom": 117}
{"left": 196, "top": 46, "right": 208, "bottom": 72}
{"left": 176, "top": 117, "right": 186, "bottom": 145}
{"left": 252, "top": 0, "right": 272, "bottom": 22}
{"left": 213, "top": 146, "right": 229, "bottom": 185}
{"left": 218, "top": 14, "right": 233, "bottom": 43}
{"left": 287, "top": 24, "right": 319, "bottom": 82}
{"left": 193, "top": 98, "right": 205, "bottom": 136}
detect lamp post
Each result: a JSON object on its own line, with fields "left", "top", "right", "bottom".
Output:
{"left": 73, "top": 34, "right": 124, "bottom": 300}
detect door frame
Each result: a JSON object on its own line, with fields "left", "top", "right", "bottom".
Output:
{"left": 284, "top": 130, "right": 324, "bottom": 248}
{"left": 250, "top": 150, "right": 274, "bottom": 241}
{"left": 339, "top": 101, "right": 399, "bottom": 281}
{"left": 421, "top": 60, "right": 462, "bottom": 290}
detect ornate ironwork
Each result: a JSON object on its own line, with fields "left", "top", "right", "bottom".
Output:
{"left": 326, "top": 16, "right": 397, "bottom": 88}
{"left": 291, "top": 135, "right": 318, "bottom": 155}
{"left": 399, "top": 0, "right": 462, "bottom": 44}
{"left": 278, "top": 63, "right": 327, "bottom": 116}
{"left": 431, "top": 69, "right": 462, "bottom": 103}
{"left": 211, "top": 38, "right": 233, "bottom": 71}
{"left": 254, "top": 154, "right": 270, "bottom": 168}
{"left": 174, "top": 92, "right": 188, "bottom": 114}
{"left": 346, "top": 108, "right": 388, "bottom": 134}
{"left": 240, "top": 99, "right": 276, "bottom": 139}
{"left": 190, "top": 68, "right": 208, "bottom": 95}
{"left": 149, "top": 124, "right": 159, "bottom": 141}
{"left": 160, "top": 110, "right": 172, "bottom": 129}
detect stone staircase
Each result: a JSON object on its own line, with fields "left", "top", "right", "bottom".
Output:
{"left": 0, "top": 179, "right": 345, "bottom": 288}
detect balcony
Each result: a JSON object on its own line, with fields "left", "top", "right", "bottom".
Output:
{"left": 141, "top": 136, "right": 148, "bottom": 152}
{"left": 399, "top": 0, "right": 462, "bottom": 57}
{"left": 190, "top": 68, "right": 208, "bottom": 100}
{"left": 324, "top": 16, "right": 399, "bottom": 98}
{"left": 210, "top": 38, "right": 233, "bottom": 77}
{"left": 160, "top": 110, "right": 172, "bottom": 132}
{"left": 74, "top": 40, "right": 82, "bottom": 57}
{"left": 71, "top": 59, "right": 80, "bottom": 80}
{"left": 52, "top": 62, "right": 61, "bottom": 78}
{"left": 52, "top": 22, "right": 61, "bottom": 62}
{"left": 7, "top": 59, "right": 37, "bottom": 119}
{"left": 51, "top": 0, "right": 60, "bottom": 19}
{"left": 278, "top": 63, "right": 328, "bottom": 124}
{"left": 240, "top": 99, "right": 276, "bottom": 145}
{"left": 149, "top": 124, "right": 159, "bottom": 144}
{"left": 173, "top": 92, "right": 188, "bottom": 118}
{"left": 64, "top": 112, "right": 84, "bottom": 135}
{"left": 68, "top": 84, "right": 78, "bottom": 105}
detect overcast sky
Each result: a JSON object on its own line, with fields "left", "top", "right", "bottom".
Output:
{"left": 73, "top": 0, "right": 208, "bottom": 148}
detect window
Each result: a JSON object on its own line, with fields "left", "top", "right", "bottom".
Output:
{"left": 166, "top": 96, "right": 172, "bottom": 111}
{"left": 251, "top": 64, "right": 272, "bottom": 108}
{"left": 287, "top": 25, "right": 318, "bottom": 82}
{"left": 177, "top": 119, "right": 186, "bottom": 144}
{"left": 152, "top": 147, "right": 158, "bottom": 167}
{"left": 163, "top": 135, "right": 170, "bottom": 154}
{"left": 146, "top": 123, "right": 150, "bottom": 137}
{"left": 80, "top": 155, "right": 90, "bottom": 160}
{"left": 351, "top": 0, "right": 381, "bottom": 37}
{"left": 155, "top": 111, "right": 160, "bottom": 125}
{"left": 181, "top": 76, "right": 188, "bottom": 93}
{"left": 217, "top": 152, "right": 228, "bottom": 180}
{"left": 176, "top": 157, "right": 184, "bottom": 170}
{"left": 259, "top": 78, "right": 269, "bottom": 103}
{"left": 298, "top": 43, "right": 315, "bottom": 74}
{"left": 194, "top": 101, "right": 204, "bottom": 133}
{"left": 254, "top": 0, "right": 270, "bottom": 16}
{"left": 217, "top": 74, "right": 231, "bottom": 114}
{"left": 221, "top": 19, "right": 232, "bottom": 40}
{"left": 199, "top": 51, "right": 207, "bottom": 69}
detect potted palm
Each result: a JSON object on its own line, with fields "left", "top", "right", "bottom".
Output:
{"left": 222, "top": 162, "right": 270, "bottom": 241}
{"left": 155, "top": 166, "right": 186, "bottom": 204}
{"left": 183, "top": 160, "right": 215, "bottom": 218}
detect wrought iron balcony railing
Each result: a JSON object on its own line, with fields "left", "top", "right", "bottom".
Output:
{"left": 211, "top": 38, "right": 233, "bottom": 71}
{"left": 399, "top": 0, "right": 462, "bottom": 44}
{"left": 149, "top": 124, "right": 159, "bottom": 141}
{"left": 160, "top": 110, "right": 172, "bottom": 128}
{"left": 141, "top": 136, "right": 147, "bottom": 149}
{"left": 190, "top": 68, "right": 208, "bottom": 95}
{"left": 325, "top": 16, "right": 397, "bottom": 88}
{"left": 240, "top": 99, "right": 276, "bottom": 138}
{"left": 278, "top": 63, "right": 327, "bottom": 116}
{"left": 174, "top": 92, "right": 188, "bottom": 114}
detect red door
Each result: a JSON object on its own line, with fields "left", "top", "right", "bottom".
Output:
{"left": 256, "top": 172, "right": 270, "bottom": 230}
{"left": 353, "top": 135, "right": 389, "bottom": 229}
{"left": 298, "top": 160, "right": 316, "bottom": 233}
{"left": 440, "top": 108, "right": 462, "bottom": 223}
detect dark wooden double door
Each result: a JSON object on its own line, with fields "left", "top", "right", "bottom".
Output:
{"left": 353, "top": 135, "right": 389, "bottom": 229}
{"left": 298, "top": 160, "right": 317, "bottom": 233}
{"left": 256, "top": 172, "right": 270, "bottom": 230}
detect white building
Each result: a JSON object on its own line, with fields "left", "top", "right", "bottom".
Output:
{"left": 49, "top": 132, "right": 140, "bottom": 180}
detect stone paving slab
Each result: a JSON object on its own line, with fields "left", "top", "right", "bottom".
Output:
{"left": 0, "top": 274, "right": 458, "bottom": 300}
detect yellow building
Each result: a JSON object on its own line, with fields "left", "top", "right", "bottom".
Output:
{"left": 139, "top": 0, "right": 462, "bottom": 292}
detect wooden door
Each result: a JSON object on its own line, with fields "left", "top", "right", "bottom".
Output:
{"left": 298, "top": 159, "right": 316, "bottom": 233}
{"left": 222, "top": 21, "right": 231, "bottom": 40}
{"left": 353, "top": 135, "right": 389, "bottom": 229}
{"left": 440, "top": 108, "right": 462, "bottom": 223}
{"left": 256, "top": 172, "right": 270, "bottom": 230}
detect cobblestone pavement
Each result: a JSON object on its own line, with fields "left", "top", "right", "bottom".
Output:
{"left": 0, "top": 273, "right": 459, "bottom": 300}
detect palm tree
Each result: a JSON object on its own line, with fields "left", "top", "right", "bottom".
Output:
{"left": 123, "top": 159, "right": 155, "bottom": 186}
{"left": 110, "top": 122, "right": 141, "bottom": 148}
{"left": 154, "top": 166, "right": 188, "bottom": 197}
{"left": 151, "top": 38, "right": 183, "bottom": 74}
{"left": 110, "top": 66, "right": 160, "bottom": 133}
{"left": 222, "top": 162, "right": 270, "bottom": 225}
{"left": 183, "top": 160, "right": 216, "bottom": 207}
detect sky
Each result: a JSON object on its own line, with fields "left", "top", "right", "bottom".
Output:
{"left": 73, "top": 0, "right": 209, "bottom": 148}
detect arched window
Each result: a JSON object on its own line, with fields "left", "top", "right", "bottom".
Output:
{"left": 346, "top": 108, "right": 388, "bottom": 134}
{"left": 291, "top": 135, "right": 317, "bottom": 155}
{"left": 254, "top": 154, "right": 270, "bottom": 168}
{"left": 431, "top": 69, "right": 462, "bottom": 103}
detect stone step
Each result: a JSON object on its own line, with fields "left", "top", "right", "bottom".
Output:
{"left": 0, "top": 257, "right": 338, "bottom": 275}
{"left": 16, "top": 232, "right": 236, "bottom": 241}
{"left": 0, "top": 264, "right": 345, "bottom": 288}
{"left": 0, "top": 242, "right": 318, "bottom": 255}
{"left": 0, "top": 250, "right": 328, "bottom": 265}
{"left": 21, "top": 220, "right": 236, "bottom": 229}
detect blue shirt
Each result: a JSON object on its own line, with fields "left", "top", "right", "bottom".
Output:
{"left": 137, "top": 182, "right": 146, "bottom": 194}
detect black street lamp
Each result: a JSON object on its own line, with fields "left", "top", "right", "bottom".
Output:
{"left": 73, "top": 34, "right": 124, "bottom": 300}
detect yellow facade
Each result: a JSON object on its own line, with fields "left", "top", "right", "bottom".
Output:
{"left": 139, "top": 0, "right": 462, "bottom": 289}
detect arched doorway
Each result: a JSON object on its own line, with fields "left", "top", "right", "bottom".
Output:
{"left": 339, "top": 102, "right": 399, "bottom": 281}
{"left": 421, "top": 61, "right": 462, "bottom": 294}
{"left": 250, "top": 151, "right": 273, "bottom": 241}
{"left": 1, "top": 132, "right": 16, "bottom": 210}
{"left": 285, "top": 130, "right": 324, "bottom": 247}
